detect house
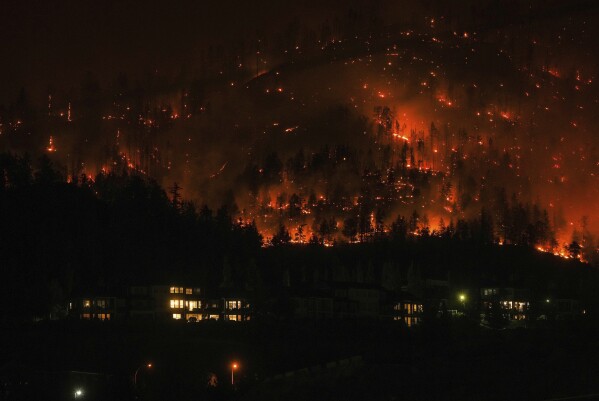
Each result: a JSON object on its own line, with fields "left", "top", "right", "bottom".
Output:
{"left": 222, "top": 297, "right": 251, "bottom": 321}
{"left": 554, "top": 298, "right": 584, "bottom": 320}
{"left": 161, "top": 285, "right": 204, "bottom": 321}
{"left": 292, "top": 283, "right": 383, "bottom": 320}
{"left": 69, "top": 284, "right": 251, "bottom": 322}
{"left": 385, "top": 292, "right": 424, "bottom": 327}
{"left": 333, "top": 283, "right": 382, "bottom": 318}
{"left": 292, "top": 287, "right": 335, "bottom": 319}
{"left": 69, "top": 295, "right": 120, "bottom": 321}
{"left": 480, "top": 287, "right": 530, "bottom": 323}
{"left": 128, "top": 285, "right": 157, "bottom": 320}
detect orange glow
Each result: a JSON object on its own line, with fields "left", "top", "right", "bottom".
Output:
{"left": 47, "top": 136, "right": 56, "bottom": 152}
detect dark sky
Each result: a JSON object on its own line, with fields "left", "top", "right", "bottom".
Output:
{"left": 0, "top": 0, "right": 358, "bottom": 104}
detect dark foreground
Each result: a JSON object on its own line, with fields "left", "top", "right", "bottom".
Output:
{"left": 1, "top": 318, "right": 598, "bottom": 401}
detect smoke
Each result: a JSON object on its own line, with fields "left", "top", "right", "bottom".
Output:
{"left": 1, "top": 0, "right": 598, "bottom": 249}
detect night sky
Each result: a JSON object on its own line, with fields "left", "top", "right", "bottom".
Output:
{"left": 0, "top": 0, "right": 348, "bottom": 102}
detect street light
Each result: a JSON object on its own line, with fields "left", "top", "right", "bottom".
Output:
{"left": 231, "top": 362, "right": 238, "bottom": 385}
{"left": 74, "top": 388, "right": 84, "bottom": 398}
{"left": 458, "top": 293, "right": 466, "bottom": 313}
{"left": 134, "top": 363, "right": 153, "bottom": 385}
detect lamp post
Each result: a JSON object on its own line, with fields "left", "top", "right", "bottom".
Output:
{"left": 134, "top": 363, "right": 152, "bottom": 385}
{"left": 231, "top": 362, "right": 238, "bottom": 385}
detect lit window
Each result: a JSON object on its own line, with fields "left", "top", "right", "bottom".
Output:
{"left": 185, "top": 288, "right": 192, "bottom": 295}
{"left": 209, "top": 314, "right": 219, "bottom": 320}
{"left": 172, "top": 313, "right": 182, "bottom": 320}
{"left": 228, "top": 315, "right": 238, "bottom": 321}
{"left": 97, "top": 299, "right": 106, "bottom": 309}
{"left": 82, "top": 313, "right": 90, "bottom": 319}
{"left": 189, "top": 301, "right": 198, "bottom": 311}
{"left": 187, "top": 314, "right": 202, "bottom": 322}
{"left": 83, "top": 300, "right": 91, "bottom": 308}
{"left": 170, "top": 287, "right": 176, "bottom": 294}
{"left": 170, "top": 299, "right": 184, "bottom": 308}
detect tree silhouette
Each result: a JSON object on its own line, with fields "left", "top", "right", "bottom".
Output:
{"left": 271, "top": 223, "right": 291, "bottom": 246}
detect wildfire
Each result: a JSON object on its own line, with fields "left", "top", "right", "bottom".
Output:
{"left": 47, "top": 136, "right": 56, "bottom": 152}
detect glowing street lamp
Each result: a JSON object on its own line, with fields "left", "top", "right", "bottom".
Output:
{"left": 134, "top": 363, "right": 153, "bottom": 385}
{"left": 458, "top": 293, "right": 467, "bottom": 311}
{"left": 74, "top": 388, "right": 84, "bottom": 398}
{"left": 231, "top": 362, "right": 238, "bottom": 385}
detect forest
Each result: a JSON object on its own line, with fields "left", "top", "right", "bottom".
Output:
{"left": 1, "top": 152, "right": 595, "bottom": 323}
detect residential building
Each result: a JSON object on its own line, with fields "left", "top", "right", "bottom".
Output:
{"left": 480, "top": 287, "right": 530, "bottom": 322}
{"left": 384, "top": 291, "right": 424, "bottom": 326}
{"left": 69, "top": 285, "right": 251, "bottom": 322}
{"left": 69, "top": 296, "right": 119, "bottom": 321}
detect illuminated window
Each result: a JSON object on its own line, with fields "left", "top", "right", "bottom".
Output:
{"left": 83, "top": 300, "right": 91, "bottom": 308}
{"left": 97, "top": 313, "right": 110, "bottom": 321}
{"left": 82, "top": 313, "right": 90, "bottom": 319}
{"left": 96, "top": 299, "right": 106, "bottom": 309}
{"left": 170, "top": 299, "right": 184, "bottom": 309}
{"left": 172, "top": 313, "right": 182, "bottom": 320}
{"left": 185, "top": 288, "right": 192, "bottom": 295}
{"left": 208, "top": 314, "right": 219, "bottom": 320}
{"left": 187, "top": 314, "right": 202, "bottom": 322}
{"left": 170, "top": 287, "right": 176, "bottom": 294}
{"left": 228, "top": 315, "right": 238, "bottom": 321}
{"left": 189, "top": 301, "right": 198, "bottom": 311}
{"left": 170, "top": 287, "right": 184, "bottom": 294}
{"left": 227, "top": 300, "right": 240, "bottom": 309}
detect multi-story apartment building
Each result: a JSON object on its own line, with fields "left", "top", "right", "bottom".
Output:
{"left": 69, "top": 285, "right": 251, "bottom": 322}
